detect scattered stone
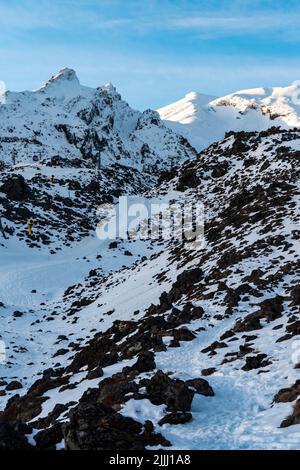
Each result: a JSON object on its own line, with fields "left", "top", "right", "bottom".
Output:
{"left": 13, "top": 311, "right": 23, "bottom": 318}
{"left": 273, "top": 380, "right": 300, "bottom": 403}
{"left": 6, "top": 381, "right": 23, "bottom": 391}
{"left": 158, "top": 412, "right": 192, "bottom": 426}
{"left": 242, "top": 354, "right": 271, "bottom": 371}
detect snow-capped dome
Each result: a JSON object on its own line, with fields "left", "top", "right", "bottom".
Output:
{"left": 159, "top": 82, "right": 300, "bottom": 151}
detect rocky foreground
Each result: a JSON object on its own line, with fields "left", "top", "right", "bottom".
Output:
{"left": 0, "top": 126, "right": 299, "bottom": 449}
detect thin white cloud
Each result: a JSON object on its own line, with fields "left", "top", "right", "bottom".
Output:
{"left": 1, "top": 0, "right": 299, "bottom": 42}
{"left": 168, "top": 14, "right": 299, "bottom": 34}
{"left": 0, "top": 1, "right": 132, "bottom": 31}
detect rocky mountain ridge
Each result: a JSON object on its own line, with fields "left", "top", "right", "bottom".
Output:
{"left": 0, "top": 68, "right": 196, "bottom": 171}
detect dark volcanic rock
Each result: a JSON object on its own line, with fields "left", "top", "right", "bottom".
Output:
{"left": 140, "top": 371, "right": 194, "bottom": 412}
{"left": 173, "top": 327, "right": 196, "bottom": 342}
{"left": 0, "top": 421, "right": 32, "bottom": 450}
{"left": 286, "top": 320, "right": 300, "bottom": 337}
{"left": 158, "top": 412, "right": 192, "bottom": 426}
{"left": 132, "top": 351, "right": 156, "bottom": 373}
{"left": 176, "top": 169, "right": 200, "bottom": 191}
{"left": 280, "top": 399, "right": 300, "bottom": 428}
{"left": 6, "top": 380, "right": 23, "bottom": 391}
{"left": 242, "top": 354, "right": 271, "bottom": 371}
{"left": 86, "top": 367, "right": 104, "bottom": 380}
{"left": 290, "top": 285, "right": 300, "bottom": 306}
{"left": 234, "top": 296, "right": 284, "bottom": 332}
{"left": 95, "top": 373, "right": 138, "bottom": 408}
{"left": 63, "top": 402, "right": 144, "bottom": 450}
{"left": 34, "top": 422, "right": 63, "bottom": 449}
{"left": 273, "top": 380, "right": 300, "bottom": 403}
{"left": 201, "top": 368, "right": 217, "bottom": 376}
{"left": 0, "top": 175, "right": 32, "bottom": 201}
{"left": 185, "top": 378, "right": 214, "bottom": 397}
{"left": 63, "top": 402, "right": 169, "bottom": 450}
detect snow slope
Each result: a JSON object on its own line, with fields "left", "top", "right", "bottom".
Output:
{"left": 158, "top": 83, "right": 300, "bottom": 150}
{"left": 1, "top": 126, "right": 299, "bottom": 450}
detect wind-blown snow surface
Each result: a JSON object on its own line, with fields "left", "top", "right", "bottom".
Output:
{"left": 158, "top": 84, "right": 300, "bottom": 151}
{"left": 0, "top": 126, "right": 299, "bottom": 450}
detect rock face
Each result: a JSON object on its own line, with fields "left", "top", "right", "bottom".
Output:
{"left": 0, "top": 159, "right": 154, "bottom": 250}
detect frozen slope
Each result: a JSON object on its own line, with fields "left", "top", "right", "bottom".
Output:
{"left": 1, "top": 127, "right": 299, "bottom": 450}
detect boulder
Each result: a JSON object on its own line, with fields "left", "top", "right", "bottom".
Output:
{"left": 242, "top": 354, "right": 271, "bottom": 371}
{"left": 280, "top": 399, "right": 300, "bottom": 428}
{"left": 0, "top": 175, "right": 32, "bottom": 201}
{"left": 132, "top": 351, "right": 156, "bottom": 373}
{"left": 34, "top": 423, "right": 63, "bottom": 449}
{"left": 158, "top": 412, "right": 192, "bottom": 426}
{"left": 0, "top": 422, "right": 32, "bottom": 450}
{"left": 6, "top": 381, "right": 23, "bottom": 391}
{"left": 185, "top": 378, "right": 214, "bottom": 397}
{"left": 141, "top": 371, "right": 194, "bottom": 412}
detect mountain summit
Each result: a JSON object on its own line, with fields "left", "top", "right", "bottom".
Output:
{"left": 40, "top": 67, "right": 80, "bottom": 90}
{"left": 0, "top": 68, "right": 196, "bottom": 170}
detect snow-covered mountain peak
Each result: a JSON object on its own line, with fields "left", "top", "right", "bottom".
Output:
{"left": 185, "top": 90, "right": 216, "bottom": 106}
{"left": 40, "top": 67, "right": 80, "bottom": 90}
{"left": 159, "top": 82, "right": 300, "bottom": 150}
{"left": 158, "top": 91, "right": 216, "bottom": 124}
{"left": 101, "top": 82, "right": 118, "bottom": 93}
{"left": 0, "top": 68, "right": 197, "bottom": 170}
{"left": 97, "top": 82, "right": 122, "bottom": 102}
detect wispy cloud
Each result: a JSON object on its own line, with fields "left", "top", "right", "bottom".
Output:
{"left": 0, "top": 3, "right": 57, "bottom": 29}
{"left": 0, "top": 1, "right": 132, "bottom": 31}
{"left": 1, "top": 0, "right": 299, "bottom": 41}
{"left": 171, "top": 15, "right": 289, "bottom": 30}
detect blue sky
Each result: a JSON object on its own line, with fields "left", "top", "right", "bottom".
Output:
{"left": 1, "top": 0, "right": 300, "bottom": 109}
